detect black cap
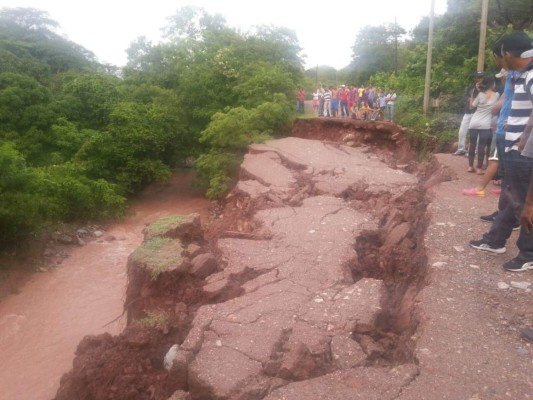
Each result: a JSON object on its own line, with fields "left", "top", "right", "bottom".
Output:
{"left": 501, "top": 32, "right": 533, "bottom": 56}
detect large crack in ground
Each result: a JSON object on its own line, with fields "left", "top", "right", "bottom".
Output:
{"left": 348, "top": 186, "right": 429, "bottom": 366}
{"left": 54, "top": 119, "right": 444, "bottom": 400}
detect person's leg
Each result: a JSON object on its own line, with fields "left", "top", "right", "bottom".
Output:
{"left": 507, "top": 153, "right": 533, "bottom": 262}
{"left": 455, "top": 114, "right": 471, "bottom": 154}
{"left": 471, "top": 153, "right": 518, "bottom": 252}
{"left": 467, "top": 130, "right": 479, "bottom": 170}
{"left": 474, "top": 160, "right": 498, "bottom": 190}
{"left": 476, "top": 129, "right": 491, "bottom": 171}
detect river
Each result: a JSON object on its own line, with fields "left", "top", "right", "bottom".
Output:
{"left": 0, "top": 172, "right": 211, "bottom": 400}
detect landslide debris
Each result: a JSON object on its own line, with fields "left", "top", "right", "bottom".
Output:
{"left": 55, "top": 118, "right": 444, "bottom": 400}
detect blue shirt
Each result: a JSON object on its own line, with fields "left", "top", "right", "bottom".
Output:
{"left": 496, "top": 70, "right": 517, "bottom": 135}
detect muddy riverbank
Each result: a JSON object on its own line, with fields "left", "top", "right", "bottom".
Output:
{"left": 0, "top": 172, "right": 211, "bottom": 400}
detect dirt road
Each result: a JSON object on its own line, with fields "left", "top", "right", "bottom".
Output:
{"left": 403, "top": 152, "right": 533, "bottom": 399}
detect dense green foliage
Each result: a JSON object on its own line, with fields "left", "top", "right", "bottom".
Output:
{"left": 0, "top": 6, "right": 302, "bottom": 247}
{"left": 2, "top": 1, "right": 532, "bottom": 248}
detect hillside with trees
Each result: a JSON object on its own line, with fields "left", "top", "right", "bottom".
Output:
{"left": 1, "top": 0, "right": 532, "bottom": 250}
{"left": 0, "top": 6, "right": 303, "bottom": 247}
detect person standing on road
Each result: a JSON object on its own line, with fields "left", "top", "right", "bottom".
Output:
{"left": 340, "top": 85, "right": 349, "bottom": 117}
{"left": 322, "top": 86, "right": 332, "bottom": 117}
{"left": 466, "top": 76, "right": 500, "bottom": 174}
{"left": 469, "top": 32, "right": 533, "bottom": 272}
{"left": 454, "top": 72, "right": 484, "bottom": 155}
{"left": 385, "top": 89, "right": 397, "bottom": 122}
{"left": 471, "top": 40, "right": 518, "bottom": 213}
{"left": 312, "top": 89, "right": 319, "bottom": 116}
{"left": 297, "top": 88, "right": 305, "bottom": 113}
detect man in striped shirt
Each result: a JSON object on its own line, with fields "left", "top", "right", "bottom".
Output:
{"left": 469, "top": 32, "right": 533, "bottom": 272}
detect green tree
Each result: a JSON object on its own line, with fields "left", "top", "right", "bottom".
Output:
{"left": 60, "top": 72, "right": 121, "bottom": 130}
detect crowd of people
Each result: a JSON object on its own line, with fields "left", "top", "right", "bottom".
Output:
{"left": 296, "top": 85, "right": 397, "bottom": 122}
{"left": 453, "top": 32, "right": 533, "bottom": 342}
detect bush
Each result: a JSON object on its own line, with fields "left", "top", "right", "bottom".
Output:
{"left": 37, "top": 162, "right": 126, "bottom": 220}
{"left": 195, "top": 151, "right": 241, "bottom": 199}
{"left": 0, "top": 142, "right": 47, "bottom": 244}
{"left": 196, "top": 95, "right": 293, "bottom": 198}
{"left": 0, "top": 142, "right": 126, "bottom": 245}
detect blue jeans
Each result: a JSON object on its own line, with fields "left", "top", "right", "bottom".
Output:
{"left": 387, "top": 104, "right": 394, "bottom": 121}
{"left": 483, "top": 150, "right": 533, "bottom": 259}
{"left": 457, "top": 114, "right": 473, "bottom": 152}
{"left": 341, "top": 101, "right": 349, "bottom": 117}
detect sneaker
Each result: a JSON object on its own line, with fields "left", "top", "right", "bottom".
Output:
{"left": 469, "top": 239, "right": 506, "bottom": 254}
{"left": 480, "top": 211, "right": 498, "bottom": 223}
{"left": 462, "top": 188, "right": 485, "bottom": 197}
{"left": 503, "top": 257, "right": 533, "bottom": 272}
{"left": 453, "top": 150, "right": 466, "bottom": 156}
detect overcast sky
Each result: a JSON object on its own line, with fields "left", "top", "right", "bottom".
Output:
{"left": 3, "top": 0, "right": 448, "bottom": 69}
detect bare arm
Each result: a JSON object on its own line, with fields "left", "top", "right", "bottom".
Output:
{"left": 518, "top": 110, "right": 533, "bottom": 152}
{"left": 492, "top": 94, "right": 504, "bottom": 115}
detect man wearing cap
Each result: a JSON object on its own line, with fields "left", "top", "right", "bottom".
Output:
{"left": 469, "top": 32, "right": 533, "bottom": 273}
{"left": 454, "top": 71, "right": 484, "bottom": 155}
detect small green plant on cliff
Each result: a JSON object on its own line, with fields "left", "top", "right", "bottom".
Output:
{"left": 144, "top": 215, "right": 185, "bottom": 239}
{"left": 130, "top": 237, "right": 183, "bottom": 280}
{"left": 140, "top": 311, "right": 168, "bottom": 329}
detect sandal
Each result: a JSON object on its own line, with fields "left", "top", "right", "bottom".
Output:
{"left": 462, "top": 187, "right": 485, "bottom": 197}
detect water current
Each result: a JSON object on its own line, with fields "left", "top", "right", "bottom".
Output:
{"left": 0, "top": 172, "right": 211, "bottom": 400}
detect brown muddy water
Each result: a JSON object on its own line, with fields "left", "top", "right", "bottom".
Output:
{"left": 0, "top": 172, "right": 211, "bottom": 400}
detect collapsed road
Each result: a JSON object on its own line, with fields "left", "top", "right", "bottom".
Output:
{"left": 54, "top": 119, "right": 533, "bottom": 400}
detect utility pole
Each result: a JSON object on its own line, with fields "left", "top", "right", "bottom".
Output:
{"left": 423, "top": 0, "right": 435, "bottom": 114}
{"left": 394, "top": 17, "right": 398, "bottom": 76}
{"left": 477, "top": 0, "right": 489, "bottom": 71}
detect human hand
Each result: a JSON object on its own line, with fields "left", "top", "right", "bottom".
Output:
{"left": 518, "top": 136, "right": 528, "bottom": 152}
{"left": 520, "top": 201, "right": 533, "bottom": 233}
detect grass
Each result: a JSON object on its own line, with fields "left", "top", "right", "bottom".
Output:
{"left": 140, "top": 310, "right": 168, "bottom": 329}
{"left": 144, "top": 215, "right": 186, "bottom": 239}
{"left": 130, "top": 237, "right": 184, "bottom": 280}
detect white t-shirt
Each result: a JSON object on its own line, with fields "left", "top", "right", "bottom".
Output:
{"left": 469, "top": 91, "right": 500, "bottom": 129}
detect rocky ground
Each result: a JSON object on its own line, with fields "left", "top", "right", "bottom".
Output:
{"left": 49, "top": 118, "right": 531, "bottom": 399}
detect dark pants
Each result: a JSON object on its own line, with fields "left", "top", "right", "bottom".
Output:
{"left": 495, "top": 134, "right": 509, "bottom": 212}
{"left": 468, "top": 129, "right": 491, "bottom": 168}
{"left": 483, "top": 150, "right": 533, "bottom": 259}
